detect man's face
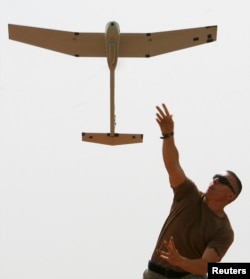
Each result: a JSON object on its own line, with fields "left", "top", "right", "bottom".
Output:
{"left": 206, "top": 171, "right": 238, "bottom": 201}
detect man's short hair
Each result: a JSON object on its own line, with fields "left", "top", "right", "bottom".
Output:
{"left": 226, "top": 170, "right": 242, "bottom": 196}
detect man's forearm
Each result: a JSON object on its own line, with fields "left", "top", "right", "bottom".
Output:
{"left": 177, "top": 256, "right": 208, "bottom": 275}
{"left": 162, "top": 136, "right": 180, "bottom": 173}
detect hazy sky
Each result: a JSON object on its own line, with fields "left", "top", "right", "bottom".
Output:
{"left": 1, "top": 1, "right": 249, "bottom": 279}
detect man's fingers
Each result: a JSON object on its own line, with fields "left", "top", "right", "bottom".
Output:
{"left": 169, "top": 236, "right": 176, "bottom": 250}
{"left": 156, "top": 106, "right": 165, "bottom": 118}
{"left": 160, "top": 255, "right": 169, "bottom": 261}
{"left": 156, "top": 112, "right": 164, "bottom": 121}
{"left": 156, "top": 104, "right": 172, "bottom": 120}
{"left": 156, "top": 249, "right": 170, "bottom": 261}
{"left": 162, "top": 103, "right": 170, "bottom": 116}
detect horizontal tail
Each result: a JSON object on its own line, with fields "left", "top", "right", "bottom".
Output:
{"left": 82, "top": 132, "right": 143, "bottom": 145}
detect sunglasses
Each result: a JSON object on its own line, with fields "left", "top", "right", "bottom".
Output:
{"left": 213, "top": 174, "right": 236, "bottom": 194}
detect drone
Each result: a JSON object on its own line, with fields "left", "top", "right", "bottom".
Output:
{"left": 9, "top": 21, "right": 217, "bottom": 145}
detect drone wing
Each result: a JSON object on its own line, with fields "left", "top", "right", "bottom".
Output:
{"left": 9, "top": 24, "right": 217, "bottom": 58}
{"left": 8, "top": 24, "right": 106, "bottom": 57}
{"left": 119, "top": 25, "right": 217, "bottom": 57}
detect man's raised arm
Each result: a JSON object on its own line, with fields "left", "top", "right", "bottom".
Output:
{"left": 156, "top": 103, "right": 186, "bottom": 188}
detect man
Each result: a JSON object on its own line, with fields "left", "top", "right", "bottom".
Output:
{"left": 143, "top": 103, "right": 242, "bottom": 279}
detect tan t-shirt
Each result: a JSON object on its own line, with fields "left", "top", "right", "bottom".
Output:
{"left": 151, "top": 178, "right": 234, "bottom": 272}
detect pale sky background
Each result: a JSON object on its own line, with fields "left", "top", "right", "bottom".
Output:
{"left": 0, "top": 1, "right": 249, "bottom": 278}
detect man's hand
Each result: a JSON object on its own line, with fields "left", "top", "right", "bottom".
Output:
{"left": 158, "top": 236, "right": 184, "bottom": 267}
{"left": 156, "top": 103, "right": 174, "bottom": 134}
{"left": 158, "top": 236, "right": 219, "bottom": 275}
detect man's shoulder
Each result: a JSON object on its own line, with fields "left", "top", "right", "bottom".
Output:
{"left": 173, "top": 177, "right": 202, "bottom": 201}
{"left": 174, "top": 177, "right": 199, "bottom": 191}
